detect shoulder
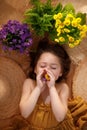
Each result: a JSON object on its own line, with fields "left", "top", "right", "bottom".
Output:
{"left": 56, "top": 82, "right": 69, "bottom": 96}
{"left": 23, "top": 78, "right": 35, "bottom": 91}
{"left": 56, "top": 82, "right": 70, "bottom": 105}
{"left": 23, "top": 78, "right": 34, "bottom": 85}
{"left": 56, "top": 82, "right": 69, "bottom": 90}
{"left": 60, "top": 82, "right": 69, "bottom": 90}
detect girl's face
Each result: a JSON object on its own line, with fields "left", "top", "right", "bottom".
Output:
{"left": 34, "top": 52, "right": 62, "bottom": 81}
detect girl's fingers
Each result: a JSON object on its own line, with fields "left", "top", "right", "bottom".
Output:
{"left": 46, "top": 70, "right": 55, "bottom": 81}
{"left": 37, "top": 70, "right": 44, "bottom": 80}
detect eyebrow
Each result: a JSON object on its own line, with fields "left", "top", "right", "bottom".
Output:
{"left": 51, "top": 63, "right": 58, "bottom": 66}
{"left": 40, "top": 62, "right": 58, "bottom": 66}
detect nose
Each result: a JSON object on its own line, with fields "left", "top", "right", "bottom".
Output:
{"left": 45, "top": 66, "right": 50, "bottom": 71}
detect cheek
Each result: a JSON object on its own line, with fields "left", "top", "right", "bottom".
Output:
{"left": 55, "top": 72, "right": 60, "bottom": 79}
{"left": 54, "top": 69, "right": 62, "bottom": 79}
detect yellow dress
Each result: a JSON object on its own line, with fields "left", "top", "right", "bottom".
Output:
{"left": 27, "top": 97, "right": 76, "bottom": 130}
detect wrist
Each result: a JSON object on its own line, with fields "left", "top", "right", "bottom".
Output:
{"left": 49, "top": 86, "right": 58, "bottom": 96}
{"left": 49, "top": 85, "right": 55, "bottom": 90}
{"left": 36, "top": 86, "right": 41, "bottom": 93}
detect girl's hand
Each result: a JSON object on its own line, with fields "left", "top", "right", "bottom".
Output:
{"left": 46, "top": 70, "right": 56, "bottom": 88}
{"left": 36, "top": 70, "right": 46, "bottom": 91}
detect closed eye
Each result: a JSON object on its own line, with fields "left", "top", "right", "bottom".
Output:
{"left": 51, "top": 65, "right": 57, "bottom": 70}
{"left": 51, "top": 67, "right": 56, "bottom": 69}
{"left": 40, "top": 65, "right": 46, "bottom": 68}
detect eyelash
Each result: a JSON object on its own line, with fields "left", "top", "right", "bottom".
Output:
{"left": 40, "top": 66, "right": 56, "bottom": 70}
{"left": 40, "top": 65, "right": 46, "bottom": 68}
{"left": 51, "top": 67, "right": 56, "bottom": 69}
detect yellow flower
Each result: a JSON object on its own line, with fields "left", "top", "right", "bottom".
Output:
{"left": 55, "top": 38, "right": 59, "bottom": 42}
{"left": 59, "top": 37, "right": 65, "bottom": 42}
{"left": 57, "top": 13, "right": 63, "bottom": 19}
{"left": 71, "top": 19, "right": 78, "bottom": 27}
{"left": 82, "top": 25, "right": 87, "bottom": 32}
{"left": 64, "top": 19, "right": 70, "bottom": 26}
{"left": 55, "top": 22, "right": 58, "bottom": 28}
{"left": 64, "top": 28, "right": 70, "bottom": 33}
{"left": 80, "top": 31, "right": 86, "bottom": 38}
{"left": 45, "top": 74, "right": 50, "bottom": 81}
{"left": 76, "top": 18, "right": 81, "bottom": 24}
{"left": 77, "top": 24, "right": 83, "bottom": 30}
{"left": 59, "top": 23, "right": 64, "bottom": 29}
{"left": 68, "top": 36, "right": 74, "bottom": 42}
{"left": 67, "top": 14, "right": 74, "bottom": 19}
{"left": 57, "top": 32, "right": 61, "bottom": 36}
{"left": 55, "top": 20, "right": 61, "bottom": 28}
{"left": 56, "top": 19, "right": 62, "bottom": 25}
{"left": 74, "top": 40, "right": 80, "bottom": 46}
{"left": 57, "top": 28, "right": 61, "bottom": 33}
{"left": 69, "top": 43, "right": 75, "bottom": 48}
{"left": 53, "top": 14, "right": 58, "bottom": 20}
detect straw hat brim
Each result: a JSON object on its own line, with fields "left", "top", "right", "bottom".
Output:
{"left": 0, "top": 56, "right": 26, "bottom": 119}
{"left": 64, "top": 38, "right": 87, "bottom": 64}
{"left": 72, "top": 58, "right": 87, "bottom": 101}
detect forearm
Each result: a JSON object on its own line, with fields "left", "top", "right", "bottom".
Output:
{"left": 49, "top": 87, "right": 67, "bottom": 122}
{"left": 20, "top": 86, "right": 41, "bottom": 118}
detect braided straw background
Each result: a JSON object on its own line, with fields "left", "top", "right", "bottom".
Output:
{"left": 0, "top": 45, "right": 31, "bottom": 76}
{"left": 0, "top": 56, "right": 26, "bottom": 119}
{"left": 64, "top": 38, "right": 87, "bottom": 64}
{"left": 72, "top": 58, "right": 87, "bottom": 101}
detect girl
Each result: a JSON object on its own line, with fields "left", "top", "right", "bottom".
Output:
{"left": 19, "top": 38, "right": 75, "bottom": 130}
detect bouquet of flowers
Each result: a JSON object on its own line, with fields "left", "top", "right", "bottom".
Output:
{"left": 24, "top": 0, "right": 87, "bottom": 48}
{"left": 0, "top": 20, "right": 32, "bottom": 53}
{"left": 53, "top": 12, "right": 87, "bottom": 48}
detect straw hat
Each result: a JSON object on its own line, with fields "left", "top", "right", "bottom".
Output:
{"left": 64, "top": 38, "right": 87, "bottom": 64}
{"left": 0, "top": 56, "right": 26, "bottom": 119}
{"left": 72, "top": 58, "right": 87, "bottom": 102}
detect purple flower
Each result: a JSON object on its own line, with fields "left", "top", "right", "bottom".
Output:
{"left": 0, "top": 20, "right": 32, "bottom": 53}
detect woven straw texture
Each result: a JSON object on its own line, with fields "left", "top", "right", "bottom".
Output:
{"left": 72, "top": 58, "right": 87, "bottom": 101}
{"left": 0, "top": 45, "right": 31, "bottom": 75}
{"left": 64, "top": 38, "right": 87, "bottom": 64}
{"left": 0, "top": 56, "right": 26, "bottom": 119}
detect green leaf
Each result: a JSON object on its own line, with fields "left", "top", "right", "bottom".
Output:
{"left": 53, "top": 3, "right": 62, "bottom": 14}
{"left": 25, "top": 12, "right": 39, "bottom": 17}
{"left": 76, "top": 13, "right": 86, "bottom": 25}
{"left": 62, "top": 3, "right": 75, "bottom": 15}
{"left": 30, "top": 0, "right": 40, "bottom": 6}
